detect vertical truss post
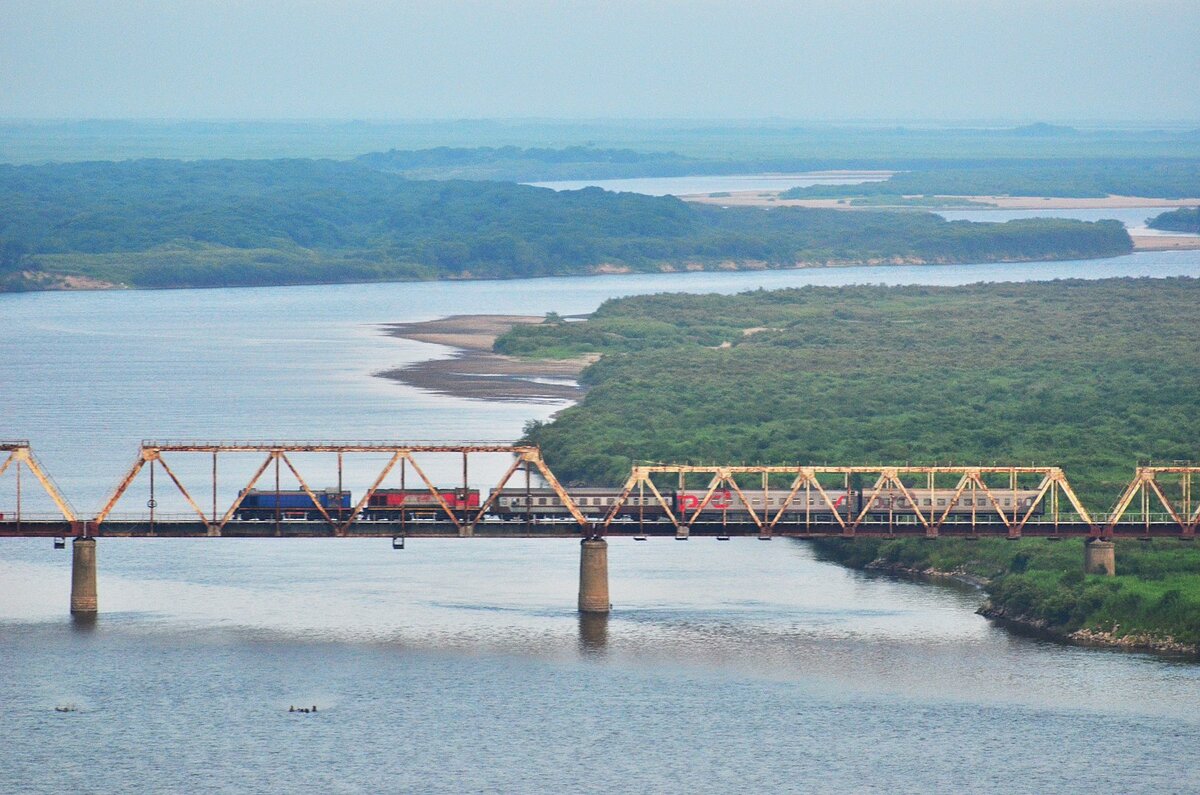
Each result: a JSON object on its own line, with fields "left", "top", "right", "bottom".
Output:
{"left": 212, "top": 452, "right": 218, "bottom": 526}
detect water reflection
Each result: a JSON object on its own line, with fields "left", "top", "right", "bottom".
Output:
{"left": 69, "top": 613, "right": 98, "bottom": 632}
{"left": 578, "top": 612, "right": 608, "bottom": 653}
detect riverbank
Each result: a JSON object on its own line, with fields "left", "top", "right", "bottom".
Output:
{"left": 811, "top": 538, "right": 1200, "bottom": 657}
{"left": 377, "top": 314, "right": 594, "bottom": 402}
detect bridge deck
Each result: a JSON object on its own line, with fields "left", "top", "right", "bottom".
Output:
{"left": 0, "top": 519, "right": 1186, "bottom": 539}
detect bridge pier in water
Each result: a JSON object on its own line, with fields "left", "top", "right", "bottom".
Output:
{"left": 578, "top": 538, "right": 610, "bottom": 613}
{"left": 70, "top": 537, "right": 98, "bottom": 614}
{"left": 1084, "top": 539, "right": 1116, "bottom": 576}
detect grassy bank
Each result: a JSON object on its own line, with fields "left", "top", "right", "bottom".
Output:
{"left": 811, "top": 537, "right": 1200, "bottom": 652}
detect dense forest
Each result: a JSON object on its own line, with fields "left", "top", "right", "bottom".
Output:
{"left": 0, "top": 157, "right": 1130, "bottom": 291}
{"left": 506, "top": 278, "right": 1198, "bottom": 502}
{"left": 503, "top": 278, "right": 1200, "bottom": 647}
{"left": 782, "top": 160, "right": 1200, "bottom": 199}
{"left": 1147, "top": 207, "right": 1200, "bottom": 233}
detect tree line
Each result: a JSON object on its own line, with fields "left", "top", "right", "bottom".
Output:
{"left": 0, "top": 157, "right": 1130, "bottom": 290}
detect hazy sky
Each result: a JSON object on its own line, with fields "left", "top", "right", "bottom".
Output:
{"left": 3, "top": 0, "right": 1198, "bottom": 121}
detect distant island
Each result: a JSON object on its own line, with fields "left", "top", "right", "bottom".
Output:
{"left": 0, "top": 154, "right": 1133, "bottom": 292}
{"left": 781, "top": 160, "right": 1200, "bottom": 200}
{"left": 1147, "top": 207, "right": 1200, "bottom": 233}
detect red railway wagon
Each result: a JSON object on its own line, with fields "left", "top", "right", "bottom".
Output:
{"left": 367, "top": 488, "right": 481, "bottom": 512}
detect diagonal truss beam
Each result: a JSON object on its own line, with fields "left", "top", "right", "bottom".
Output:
{"left": 1106, "top": 467, "right": 1198, "bottom": 537}
{"left": 341, "top": 452, "right": 407, "bottom": 536}
{"left": 522, "top": 449, "right": 590, "bottom": 534}
{"left": 153, "top": 452, "right": 213, "bottom": 533}
{"left": 218, "top": 453, "right": 276, "bottom": 532}
{"left": 0, "top": 446, "right": 78, "bottom": 522}
{"left": 279, "top": 452, "right": 337, "bottom": 533}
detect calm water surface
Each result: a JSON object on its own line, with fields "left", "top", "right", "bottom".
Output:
{"left": 938, "top": 206, "right": 1200, "bottom": 236}
{"left": 3, "top": 255, "right": 1200, "bottom": 792}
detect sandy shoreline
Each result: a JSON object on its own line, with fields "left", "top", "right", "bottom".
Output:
{"left": 683, "top": 190, "right": 1200, "bottom": 211}
{"left": 1131, "top": 234, "right": 1200, "bottom": 251}
{"left": 377, "top": 315, "right": 594, "bottom": 403}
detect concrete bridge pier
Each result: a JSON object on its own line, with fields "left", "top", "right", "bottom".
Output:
{"left": 1084, "top": 539, "right": 1116, "bottom": 576}
{"left": 70, "top": 537, "right": 98, "bottom": 615}
{"left": 578, "top": 538, "right": 610, "bottom": 613}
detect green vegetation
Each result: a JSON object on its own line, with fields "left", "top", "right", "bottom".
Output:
{"left": 0, "top": 158, "right": 1130, "bottom": 291}
{"left": 507, "top": 278, "right": 1198, "bottom": 504}
{"left": 812, "top": 537, "right": 1200, "bottom": 647}
{"left": 782, "top": 160, "right": 1200, "bottom": 199}
{"left": 1147, "top": 207, "right": 1200, "bottom": 233}
{"left": 502, "top": 278, "right": 1200, "bottom": 649}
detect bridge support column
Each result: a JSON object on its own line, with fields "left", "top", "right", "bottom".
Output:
{"left": 1084, "top": 540, "right": 1115, "bottom": 576}
{"left": 578, "top": 538, "right": 610, "bottom": 613}
{"left": 70, "top": 537, "right": 98, "bottom": 614}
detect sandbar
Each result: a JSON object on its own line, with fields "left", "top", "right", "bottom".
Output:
{"left": 1131, "top": 235, "right": 1200, "bottom": 251}
{"left": 376, "top": 314, "right": 594, "bottom": 403}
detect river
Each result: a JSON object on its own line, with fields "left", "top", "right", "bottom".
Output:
{"left": 3, "top": 255, "right": 1200, "bottom": 792}
{"left": 531, "top": 175, "right": 1200, "bottom": 238}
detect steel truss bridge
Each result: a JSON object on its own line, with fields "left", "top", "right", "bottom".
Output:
{"left": 1, "top": 441, "right": 1197, "bottom": 541}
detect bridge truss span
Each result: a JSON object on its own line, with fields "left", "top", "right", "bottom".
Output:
{"left": 91, "top": 441, "right": 590, "bottom": 538}
{"left": 1105, "top": 466, "right": 1200, "bottom": 538}
{"left": 601, "top": 464, "right": 1096, "bottom": 539}
{"left": 2, "top": 440, "right": 1198, "bottom": 540}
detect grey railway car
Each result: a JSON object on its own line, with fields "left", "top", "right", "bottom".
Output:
{"left": 494, "top": 488, "right": 666, "bottom": 519}
{"left": 676, "top": 488, "right": 1045, "bottom": 519}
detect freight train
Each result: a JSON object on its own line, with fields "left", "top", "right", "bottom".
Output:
{"left": 236, "top": 488, "right": 479, "bottom": 521}
{"left": 235, "top": 485, "right": 1043, "bottom": 523}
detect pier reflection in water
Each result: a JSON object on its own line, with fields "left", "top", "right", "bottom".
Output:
{"left": 578, "top": 612, "right": 609, "bottom": 652}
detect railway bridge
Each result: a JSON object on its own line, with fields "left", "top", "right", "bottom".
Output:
{"left": 2, "top": 440, "right": 1197, "bottom": 616}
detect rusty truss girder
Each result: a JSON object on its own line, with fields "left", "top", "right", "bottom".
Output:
{"left": 1104, "top": 466, "right": 1200, "bottom": 538}
{"left": 0, "top": 441, "right": 78, "bottom": 523}
{"left": 4, "top": 440, "right": 1200, "bottom": 541}
{"left": 600, "top": 464, "right": 1095, "bottom": 538}
{"left": 91, "top": 442, "right": 590, "bottom": 537}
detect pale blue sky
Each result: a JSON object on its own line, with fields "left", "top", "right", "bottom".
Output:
{"left": 2, "top": 0, "right": 1198, "bottom": 121}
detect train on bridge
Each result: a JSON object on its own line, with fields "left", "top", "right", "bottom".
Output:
{"left": 233, "top": 485, "right": 1045, "bottom": 523}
